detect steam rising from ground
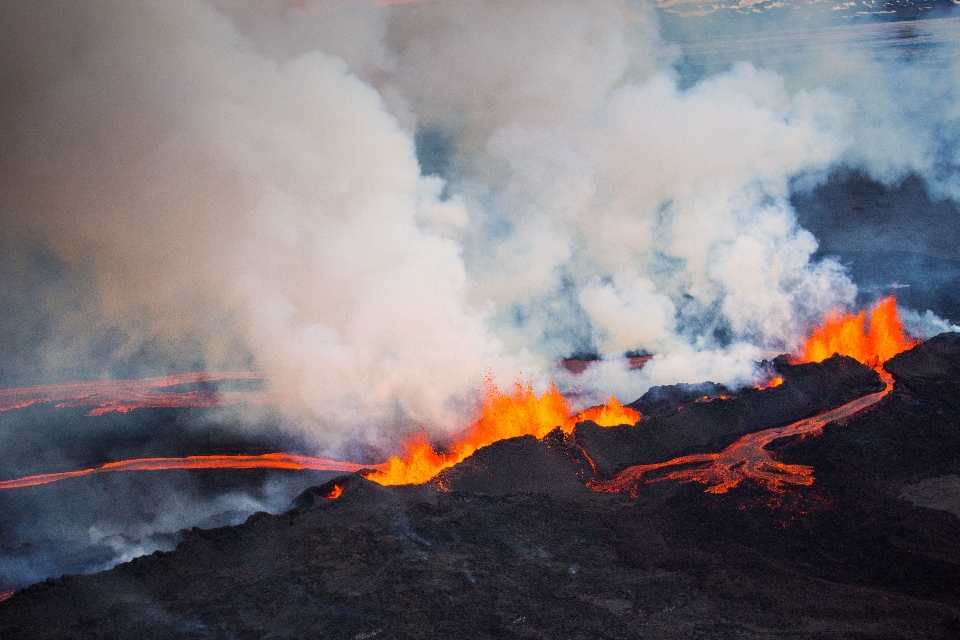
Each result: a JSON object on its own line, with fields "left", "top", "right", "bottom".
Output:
{"left": 1, "top": 0, "right": 958, "bottom": 449}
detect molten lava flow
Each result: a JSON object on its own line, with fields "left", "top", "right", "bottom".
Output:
{"left": 591, "top": 370, "right": 894, "bottom": 496}
{"left": 0, "top": 453, "right": 368, "bottom": 491}
{"left": 0, "top": 381, "right": 640, "bottom": 491}
{"left": 366, "top": 381, "right": 639, "bottom": 486}
{"left": 0, "top": 372, "right": 273, "bottom": 416}
{"left": 800, "top": 296, "right": 918, "bottom": 367}
{"left": 574, "top": 397, "right": 641, "bottom": 427}
{"left": 0, "top": 590, "right": 13, "bottom": 603}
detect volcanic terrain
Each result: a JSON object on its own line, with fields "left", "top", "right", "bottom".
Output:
{"left": 1, "top": 334, "right": 959, "bottom": 638}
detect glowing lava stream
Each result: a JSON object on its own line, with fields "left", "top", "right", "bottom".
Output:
{"left": 592, "top": 296, "right": 915, "bottom": 497}
{"left": 0, "top": 372, "right": 273, "bottom": 416}
{"left": 0, "top": 297, "right": 915, "bottom": 494}
{"left": 0, "top": 453, "right": 370, "bottom": 491}
{"left": 591, "top": 370, "right": 894, "bottom": 496}
{"left": 0, "top": 382, "right": 640, "bottom": 492}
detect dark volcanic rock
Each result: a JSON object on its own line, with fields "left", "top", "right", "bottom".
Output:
{"left": 575, "top": 354, "right": 884, "bottom": 477}
{"left": 429, "top": 429, "right": 593, "bottom": 495}
{"left": 626, "top": 381, "right": 732, "bottom": 419}
{"left": 3, "top": 339, "right": 960, "bottom": 638}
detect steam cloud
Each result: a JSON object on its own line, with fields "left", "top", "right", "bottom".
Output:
{"left": 2, "top": 0, "right": 959, "bottom": 450}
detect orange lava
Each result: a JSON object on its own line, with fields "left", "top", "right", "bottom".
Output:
{"left": 591, "top": 370, "right": 894, "bottom": 496}
{"left": 755, "top": 376, "right": 784, "bottom": 390}
{"left": 575, "top": 397, "right": 641, "bottom": 427}
{"left": 800, "top": 296, "right": 918, "bottom": 367}
{"left": 324, "top": 484, "right": 345, "bottom": 499}
{"left": 0, "top": 590, "right": 13, "bottom": 603}
{"left": 366, "top": 380, "right": 639, "bottom": 486}
{"left": 0, "top": 379, "right": 640, "bottom": 491}
{"left": 0, "top": 372, "right": 273, "bottom": 416}
{"left": 0, "top": 453, "right": 368, "bottom": 491}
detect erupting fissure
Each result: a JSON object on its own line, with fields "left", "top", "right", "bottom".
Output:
{"left": 0, "top": 299, "right": 917, "bottom": 495}
{"left": 0, "top": 379, "right": 638, "bottom": 491}
{"left": 365, "top": 380, "right": 639, "bottom": 486}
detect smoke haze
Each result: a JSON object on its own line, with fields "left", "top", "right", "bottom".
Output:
{"left": 1, "top": 0, "right": 958, "bottom": 450}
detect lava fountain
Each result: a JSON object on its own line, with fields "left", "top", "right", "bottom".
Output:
{"left": 800, "top": 296, "right": 919, "bottom": 367}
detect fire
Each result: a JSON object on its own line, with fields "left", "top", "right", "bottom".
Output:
{"left": 800, "top": 296, "right": 918, "bottom": 367}
{"left": 755, "top": 376, "right": 783, "bottom": 390}
{"left": 0, "top": 379, "right": 639, "bottom": 491}
{"left": 323, "top": 483, "right": 344, "bottom": 499}
{"left": 0, "top": 590, "right": 13, "bottom": 603}
{"left": 591, "top": 371, "right": 894, "bottom": 496}
{"left": 574, "top": 397, "right": 641, "bottom": 427}
{"left": 367, "top": 380, "right": 639, "bottom": 486}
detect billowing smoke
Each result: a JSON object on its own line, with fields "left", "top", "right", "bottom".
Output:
{"left": 1, "top": 0, "right": 958, "bottom": 453}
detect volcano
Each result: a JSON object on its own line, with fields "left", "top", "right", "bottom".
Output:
{"left": 2, "top": 333, "right": 960, "bottom": 638}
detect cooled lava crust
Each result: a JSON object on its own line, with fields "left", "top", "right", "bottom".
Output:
{"left": 2, "top": 335, "right": 960, "bottom": 638}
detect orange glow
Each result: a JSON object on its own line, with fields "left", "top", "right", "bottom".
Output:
{"left": 800, "top": 297, "right": 917, "bottom": 367}
{"left": 0, "top": 590, "right": 13, "bottom": 603}
{"left": 366, "top": 380, "right": 574, "bottom": 486}
{"left": 591, "top": 371, "right": 894, "bottom": 496}
{"left": 574, "top": 396, "right": 640, "bottom": 427}
{"left": 755, "top": 376, "right": 783, "bottom": 390}
{"left": 0, "top": 372, "right": 273, "bottom": 416}
{"left": 0, "top": 375, "right": 641, "bottom": 491}
{"left": 324, "top": 484, "right": 344, "bottom": 499}
{"left": 0, "top": 453, "right": 368, "bottom": 491}
{"left": 366, "top": 380, "right": 638, "bottom": 486}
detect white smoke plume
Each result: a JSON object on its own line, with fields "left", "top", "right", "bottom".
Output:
{"left": 1, "top": 0, "right": 958, "bottom": 450}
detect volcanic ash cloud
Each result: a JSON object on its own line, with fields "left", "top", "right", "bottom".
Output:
{"left": 0, "top": 1, "right": 515, "bottom": 445}
{"left": 9, "top": 0, "right": 953, "bottom": 446}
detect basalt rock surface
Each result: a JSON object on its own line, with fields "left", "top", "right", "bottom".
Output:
{"left": 2, "top": 339, "right": 960, "bottom": 639}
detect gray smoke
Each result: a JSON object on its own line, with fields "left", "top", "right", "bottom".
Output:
{"left": 1, "top": 0, "right": 958, "bottom": 450}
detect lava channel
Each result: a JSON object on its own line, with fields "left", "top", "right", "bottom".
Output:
{"left": 0, "top": 384, "right": 639, "bottom": 491}
{"left": 592, "top": 296, "right": 914, "bottom": 497}
{"left": 0, "top": 453, "right": 370, "bottom": 491}
{"left": 590, "top": 370, "right": 893, "bottom": 496}
{"left": 0, "top": 371, "right": 273, "bottom": 416}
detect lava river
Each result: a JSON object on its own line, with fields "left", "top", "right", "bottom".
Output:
{"left": 0, "top": 296, "right": 917, "bottom": 496}
{"left": 0, "top": 377, "right": 639, "bottom": 491}
{"left": 592, "top": 296, "right": 916, "bottom": 497}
